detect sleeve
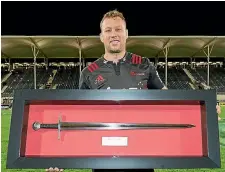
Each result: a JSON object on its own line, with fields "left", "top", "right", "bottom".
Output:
{"left": 147, "top": 61, "right": 165, "bottom": 89}
{"left": 78, "top": 70, "right": 91, "bottom": 89}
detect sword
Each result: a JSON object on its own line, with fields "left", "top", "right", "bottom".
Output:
{"left": 32, "top": 116, "right": 195, "bottom": 140}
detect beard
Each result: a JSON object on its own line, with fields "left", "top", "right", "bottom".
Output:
{"left": 109, "top": 49, "right": 121, "bottom": 53}
{"left": 107, "top": 44, "right": 122, "bottom": 54}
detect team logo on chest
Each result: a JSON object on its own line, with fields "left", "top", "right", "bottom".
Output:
{"left": 130, "top": 71, "right": 145, "bottom": 76}
{"left": 94, "top": 75, "right": 105, "bottom": 85}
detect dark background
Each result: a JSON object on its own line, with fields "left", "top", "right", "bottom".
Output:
{"left": 1, "top": 1, "right": 225, "bottom": 36}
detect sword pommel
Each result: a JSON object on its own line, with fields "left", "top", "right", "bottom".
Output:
{"left": 33, "top": 122, "right": 41, "bottom": 131}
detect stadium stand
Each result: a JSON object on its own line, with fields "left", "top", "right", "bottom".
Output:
{"left": 188, "top": 66, "right": 225, "bottom": 92}
{"left": 1, "top": 36, "right": 225, "bottom": 107}
{"left": 1, "top": 62, "right": 224, "bottom": 91}
{"left": 157, "top": 66, "right": 193, "bottom": 89}
{"left": 2, "top": 67, "right": 53, "bottom": 97}
{"left": 52, "top": 66, "right": 80, "bottom": 89}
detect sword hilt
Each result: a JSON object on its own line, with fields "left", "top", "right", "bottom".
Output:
{"left": 32, "top": 114, "right": 62, "bottom": 140}
{"left": 33, "top": 122, "right": 58, "bottom": 130}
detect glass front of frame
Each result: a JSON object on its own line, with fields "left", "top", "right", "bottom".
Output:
{"left": 21, "top": 100, "right": 207, "bottom": 158}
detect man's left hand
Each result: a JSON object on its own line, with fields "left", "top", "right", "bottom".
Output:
{"left": 217, "top": 104, "right": 221, "bottom": 120}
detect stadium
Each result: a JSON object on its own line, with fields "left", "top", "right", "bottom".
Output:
{"left": 1, "top": 36, "right": 225, "bottom": 172}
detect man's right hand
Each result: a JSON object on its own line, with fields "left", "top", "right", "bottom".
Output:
{"left": 45, "top": 167, "right": 63, "bottom": 172}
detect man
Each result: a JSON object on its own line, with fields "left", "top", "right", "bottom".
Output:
{"left": 46, "top": 9, "right": 221, "bottom": 172}
{"left": 78, "top": 10, "right": 167, "bottom": 90}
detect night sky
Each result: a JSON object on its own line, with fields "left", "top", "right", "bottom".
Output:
{"left": 1, "top": 1, "right": 225, "bottom": 36}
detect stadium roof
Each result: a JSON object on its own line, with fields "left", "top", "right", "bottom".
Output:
{"left": 1, "top": 36, "right": 225, "bottom": 59}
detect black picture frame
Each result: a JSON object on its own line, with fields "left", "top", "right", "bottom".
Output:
{"left": 6, "top": 89, "right": 221, "bottom": 169}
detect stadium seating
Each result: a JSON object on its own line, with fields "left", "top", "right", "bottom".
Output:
{"left": 188, "top": 66, "right": 225, "bottom": 92}
{"left": 157, "top": 67, "right": 192, "bottom": 89}
{"left": 2, "top": 67, "right": 53, "bottom": 97}
{"left": 52, "top": 67, "right": 80, "bottom": 89}
{"left": 1, "top": 62, "right": 225, "bottom": 106}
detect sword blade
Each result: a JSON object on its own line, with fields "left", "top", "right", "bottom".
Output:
{"left": 60, "top": 122, "right": 195, "bottom": 130}
{"left": 32, "top": 115, "right": 196, "bottom": 140}
{"left": 33, "top": 121, "right": 195, "bottom": 131}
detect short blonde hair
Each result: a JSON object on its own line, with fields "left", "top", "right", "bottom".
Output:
{"left": 100, "top": 9, "right": 126, "bottom": 30}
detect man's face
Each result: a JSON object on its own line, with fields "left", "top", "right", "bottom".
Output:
{"left": 100, "top": 17, "right": 128, "bottom": 54}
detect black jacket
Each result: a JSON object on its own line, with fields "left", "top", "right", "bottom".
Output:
{"left": 79, "top": 52, "right": 165, "bottom": 89}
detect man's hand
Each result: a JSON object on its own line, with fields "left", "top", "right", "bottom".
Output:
{"left": 46, "top": 167, "right": 63, "bottom": 172}
{"left": 161, "top": 86, "right": 168, "bottom": 90}
{"left": 217, "top": 104, "right": 221, "bottom": 120}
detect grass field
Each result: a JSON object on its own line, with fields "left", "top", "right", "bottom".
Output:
{"left": 1, "top": 107, "right": 225, "bottom": 172}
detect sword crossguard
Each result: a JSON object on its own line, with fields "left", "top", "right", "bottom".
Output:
{"left": 58, "top": 114, "right": 62, "bottom": 140}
